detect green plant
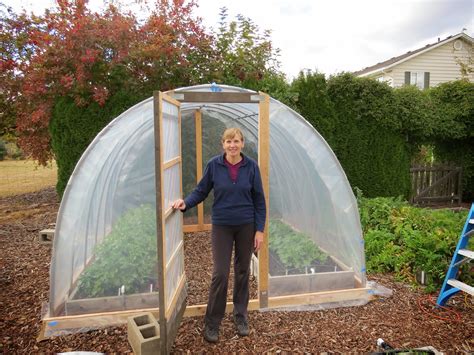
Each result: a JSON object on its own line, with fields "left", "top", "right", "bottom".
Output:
{"left": 269, "top": 219, "right": 328, "bottom": 270}
{"left": 5, "top": 141, "right": 24, "bottom": 160}
{"left": 0, "top": 139, "right": 6, "bottom": 160}
{"left": 50, "top": 89, "right": 145, "bottom": 197}
{"left": 359, "top": 196, "right": 473, "bottom": 291}
{"left": 74, "top": 205, "right": 158, "bottom": 299}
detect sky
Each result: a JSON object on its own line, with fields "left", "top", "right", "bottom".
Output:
{"left": 3, "top": 0, "right": 473, "bottom": 79}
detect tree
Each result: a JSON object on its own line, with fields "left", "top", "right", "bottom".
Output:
{"left": 0, "top": 4, "right": 37, "bottom": 137}
{"left": 2, "top": 0, "right": 214, "bottom": 164}
{"left": 3, "top": 0, "right": 286, "bottom": 177}
{"left": 211, "top": 7, "right": 283, "bottom": 90}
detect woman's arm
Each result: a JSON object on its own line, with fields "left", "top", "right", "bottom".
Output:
{"left": 172, "top": 161, "right": 213, "bottom": 211}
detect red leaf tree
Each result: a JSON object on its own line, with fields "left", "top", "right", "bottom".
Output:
{"left": 2, "top": 1, "right": 283, "bottom": 165}
{"left": 2, "top": 0, "right": 215, "bottom": 164}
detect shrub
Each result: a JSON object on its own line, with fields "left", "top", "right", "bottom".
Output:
{"left": 5, "top": 141, "right": 24, "bottom": 160}
{"left": 359, "top": 196, "right": 473, "bottom": 291}
{"left": 49, "top": 89, "right": 145, "bottom": 197}
{"left": 0, "top": 139, "right": 6, "bottom": 160}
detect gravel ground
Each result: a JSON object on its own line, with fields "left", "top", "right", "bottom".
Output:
{"left": 0, "top": 188, "right": 473, "bottom": 353}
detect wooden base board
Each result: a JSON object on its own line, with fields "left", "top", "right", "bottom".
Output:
{"left": 269, "top": 270, "right": 355, "bottom": 297}
{"left": 268, "top": 287, "right": 371, "bottom": 308}
{"left": 38, "top": 287, "right": 371, "bottom": 340}
{"left": 66, "top": 292, "right": 159, "bottom": 316}
{"left": 183, "top": 224, "right": 211, "bottom": 233}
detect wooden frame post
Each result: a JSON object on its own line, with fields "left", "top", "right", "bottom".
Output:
{"left": 153, "top": 91, "right": 167, "bottom": 352}
{"left": 258, "top": 92, "right": 270, "bottom": 308}
{"left": 195, "top": 109, "right": 204, "bottom": 230}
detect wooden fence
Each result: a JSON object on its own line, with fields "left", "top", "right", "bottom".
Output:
{"left": 410, "top": 165, "right": 462, "bottom": 205}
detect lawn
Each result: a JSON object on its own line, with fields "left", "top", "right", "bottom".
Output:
{"left": 0, "top": 159, "right": 57, "bottom": 197}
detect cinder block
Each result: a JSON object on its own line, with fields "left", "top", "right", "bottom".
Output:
{"left": 39, "top": 229, "right": 55, "bottom": 244}
{"left": 127, "top": 312, "right": 161, "bottom": 355}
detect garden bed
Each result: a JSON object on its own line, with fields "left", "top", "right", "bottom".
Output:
{"left": 249, "top": 220, "right": 358, "bottom": 297}
{"left": 252, "top": 251, "right": 356, "bottom": 297}
{"left": 65, "top": 292, "right": 159, "bottom": 316}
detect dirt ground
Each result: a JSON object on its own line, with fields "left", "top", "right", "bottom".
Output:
{"left": 0, "top": 188, "right": 473, "bottom": 353}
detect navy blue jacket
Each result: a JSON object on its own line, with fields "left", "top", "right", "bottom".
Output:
{"left": 184, "top": 153, "right": 266, "bottom": 232}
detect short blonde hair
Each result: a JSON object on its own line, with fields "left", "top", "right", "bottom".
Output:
{"left": 221, "top": 127, "right": 244, "bottom": 143}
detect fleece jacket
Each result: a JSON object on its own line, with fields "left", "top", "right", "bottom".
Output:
{"left": 183, "top": 153, "right": 266, "bottom": 232}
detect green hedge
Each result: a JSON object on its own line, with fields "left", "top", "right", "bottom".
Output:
{"left": 291, "top": 72, "right": 474, "bottom": 199}
{"left": 292, "top": 72, "right": 412, "bottom": 198}
{"left": 290, "top": 72, "right": 336, "bottom": 147}
{"left": 430, "top": 80, "right": 474, "bottom": 200}
{"left": 50, "top": 70, "right": 473, "bottom": 200}
{"left": 50, "top": 90, "right": 145, "bottom": 197}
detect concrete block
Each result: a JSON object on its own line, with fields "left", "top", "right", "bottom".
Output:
{"left": 127, "top": 313, "right": 161, "bottom": 355}
{"left": 39, "top": 229, "right": 55, "bottom": 244}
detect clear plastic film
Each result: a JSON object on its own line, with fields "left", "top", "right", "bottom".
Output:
{"left": 48, "top": 85, "right": 366, "bottom": 333}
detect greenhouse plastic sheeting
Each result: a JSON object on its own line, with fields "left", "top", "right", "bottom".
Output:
{"left": 49, "top": 84, "right": 366, "bottom": 317}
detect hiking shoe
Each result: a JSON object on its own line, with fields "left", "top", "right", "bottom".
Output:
{"left": 233, "top": 315, "right": 249, "bottom": 336}
{"left": 203, "top": 325, "right": 219, "bottom": 343}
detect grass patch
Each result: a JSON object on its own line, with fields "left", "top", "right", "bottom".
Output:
{"left": 0, "top": 160, "right": 57, "bottom": 197}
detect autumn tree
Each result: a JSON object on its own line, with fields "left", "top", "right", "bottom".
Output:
{"left": 2, "top": 1, "right": 286, "bottom": 195}
{"left": 2, "top": 0, "right": 215, "bottom": 164}
{"left": 0, "top": 4, "right": 37, "bottom": 137}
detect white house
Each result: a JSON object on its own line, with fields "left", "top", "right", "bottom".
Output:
{"left": 354, "top": 32, "right": 473, "bottom": 89}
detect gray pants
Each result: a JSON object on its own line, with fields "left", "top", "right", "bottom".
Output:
{"left": 204, "top": 223, "right": 255, "bottom": 328}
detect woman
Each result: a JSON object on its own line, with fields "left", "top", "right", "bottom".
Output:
{"left": 171, "top": 127, "right": 266, "bottom": 343}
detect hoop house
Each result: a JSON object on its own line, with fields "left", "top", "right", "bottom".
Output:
{"left": 42, "top": 84, "right": 369, "bottom": 345}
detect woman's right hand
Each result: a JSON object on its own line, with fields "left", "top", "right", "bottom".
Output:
{"left": 171, "top": 199, "right": 186, "bottom": 211}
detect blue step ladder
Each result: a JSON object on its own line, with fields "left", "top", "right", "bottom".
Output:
{"left": 437, "top": 203, "right": 474, "bottom": 306}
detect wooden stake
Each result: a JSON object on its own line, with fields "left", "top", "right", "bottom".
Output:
{"left": 195, "top": 109, "right": 204, "bottom": 230}
{"left": 258, "top": 92, "right": 270, "bottom": 308}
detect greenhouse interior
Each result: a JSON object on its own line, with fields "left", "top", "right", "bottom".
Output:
{"left": 42, "top": 84, "right": 369, "bottom": 341}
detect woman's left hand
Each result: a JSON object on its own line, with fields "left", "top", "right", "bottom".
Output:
{"left": 254, "top": 231, "right": 264, "bottom": 252}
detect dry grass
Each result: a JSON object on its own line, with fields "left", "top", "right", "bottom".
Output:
{"left": 0, "top": 159, "right": 57, "bottom": 197}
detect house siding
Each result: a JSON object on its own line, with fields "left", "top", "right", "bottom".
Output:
{"left": 390, "top": 38, "right": 473, "bottom": 87}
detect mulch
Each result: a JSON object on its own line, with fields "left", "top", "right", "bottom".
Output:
{"left": 0, "top": 188, "right": 473, "bottom": 353}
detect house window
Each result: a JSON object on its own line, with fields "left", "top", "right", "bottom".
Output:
{"left": 410, "top": 71, "right": 424, "bottom": 89}
{"left": 377, "top": 76, "right": 394, "bottom": 87}
{"left": 405, "top": 71, "right": 430, "bottom": 89}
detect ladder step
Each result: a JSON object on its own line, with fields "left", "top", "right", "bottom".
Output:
{"left": 447, "top": 279, "right": 474, "bottom": 296}
{"left": 465, "top": 230, "right": 474, "bottom": 238}
{"left": 469, "top": 219, "right": 474, "bottom": 224}
{"left": 458, "top": 249, "right": 474, "bottom": 259}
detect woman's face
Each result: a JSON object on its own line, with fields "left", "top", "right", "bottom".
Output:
{"left": 222, "top": 135, "right": 244, "bottom": 159}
